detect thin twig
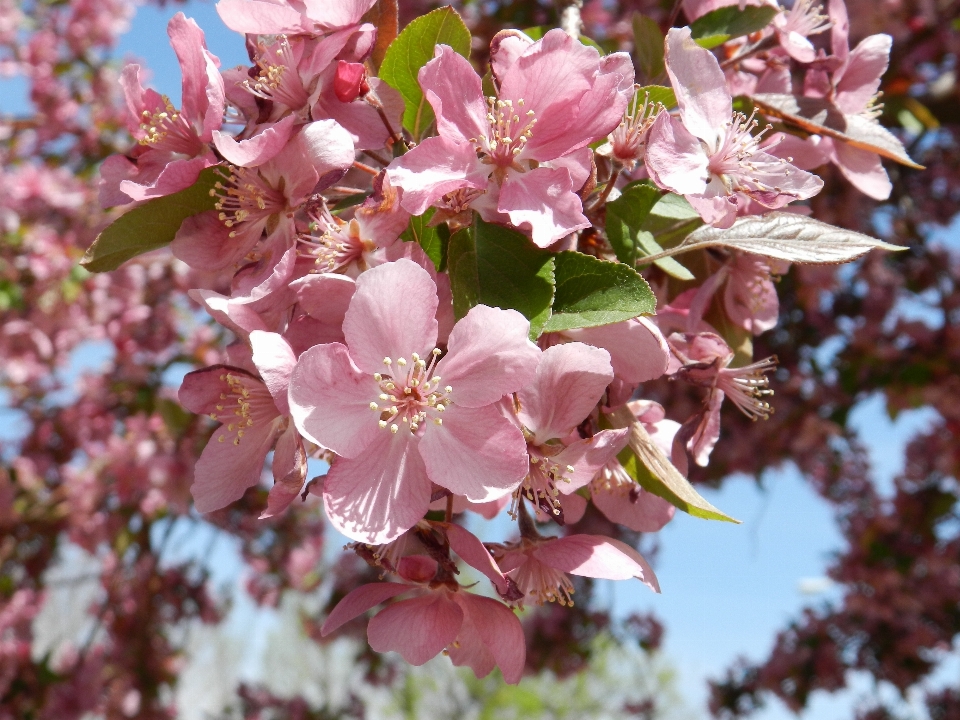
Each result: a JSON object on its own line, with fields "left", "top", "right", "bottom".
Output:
{"left": 352, "top": 161, "right": 380, "bottom": 176}
{"left": 588, "top": 167, "right": 621, "bottom": 212}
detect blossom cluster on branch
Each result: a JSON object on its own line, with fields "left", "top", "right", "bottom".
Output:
{"left": 75, "top": 0, "right": 922, "bottom": 682}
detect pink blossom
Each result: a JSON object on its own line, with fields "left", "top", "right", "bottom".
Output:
{"left": 645, "top": 28, "right": 823, "bottom": 228}
{"left": 512, "top": 343, "right": 629, "bottom": 522}
{"left": 215, "top": 0, "right": 377, "bottom": 36}
{"left": 387, "top": 30, "right": 634, "bottom": 247}
{"left": 722, "top": 252, "right": 789, "bottom": 334}
{"left": 589, "top": 401, "right": 677, "bottom": 532}
{"left": 99, "top": 13, "right": 224, "bottom": 206}
{"left": 289, "top": 259, "right": 540, "bottom": 543}
{"left": 179, "top": 332, "right": 304, "bottom": 515}
{"left": 772, "top": 0, "right": 832, "bottom": 63}
{"left": 668, "top": 331, "right": 777, "bottom": 467}
{"left": 321, "top": 540, "right": 525, "bottom": 682}
{"left": 491, "top": 532, "right": 660, "bottom": 607}
{"left": 170, "top": 120, "right": 355, "bottom": 272}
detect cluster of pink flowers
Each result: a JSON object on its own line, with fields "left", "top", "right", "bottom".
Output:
{"left": 89, "top": 0, "right": 910, "bottom": 683}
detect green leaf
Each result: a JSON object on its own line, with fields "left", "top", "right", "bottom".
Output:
{"left": 379, "top": 7, "right": 471, "bottom": 140}
{"left": 690, "top": 4, "right": 779, "bottom": 49}
{"left": 636, "top": 84, "right": 676, "bottom": 110}
{"left": 475, "top": 217, "right": 556, "bottom": 339}
{"left": 81, "top": 167, "right": 220, "bottom": 273}
{"left": 632, "top": 14, "right": 665, "bottom": 84}
{"left": 639, "top": 192, "right": 703, "bottom": 249}
{"left": 543, "top": 251, "right": 655, "bottom": 333}
{"left": 400, "top": 208, "right": 447, "bottom": 271}
{"left": 523, "top": 25, "right": 604, "bottom": 53}
{"left": 605, "top": 181, "right": 662, "bottom": 267}
{"left": 609, "top": 406, "right": 739, "bottom": 523}
{"left": 447, "top": 227, "right": 479, "bottom": 320}
{"left": 636, "top": 230, "right": 695, "bottom": 280}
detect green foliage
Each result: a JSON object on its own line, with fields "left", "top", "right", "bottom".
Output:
{"left": 638, "top": 84, "right": 677, "bottom": 110}
{"left": 400, "top": 208, "right": 447, "bottom": 271}
{"left": 542, "top": 251, "right": 656, "bottom": 333}
{"left": 632, "top": 14, "right": 665, "bottom": 84}
{"left": 448, "top": 217, "right": 555, "bottom": 339}
{"left": 80, "top": 167, "right": 220, "bottom": 273}
{"left": 690, "top": 4, "right": 779, "bottom": 49}
{"left": 378, "top": 7, "right": 471, "bottom": 140}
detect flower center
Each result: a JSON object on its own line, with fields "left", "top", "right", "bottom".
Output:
{"left": 591, "top": 459, "right": 643, "bottom": 503}
{"left": 717, "top": 355, "right": 777, "bottom": 420}
{"left": 368, "top": 350, "right": 452, "bottom": 435}
{"left": 609, "top": 89, "right": 662, "bottom": 164}
{"left": 138, "top": 96, "right": 202, "bottom": 155}
{"left": 707, "top": 110, "right": 787, "bottom": 195}
{"left": 210, "top": 372, "right": 275, "bottom": 445}
{"left": 301, "top": 213, "right": 368, "bottom": 273}
{"left": 781, "top": 0, "right": 831, "bottom": 37}
{"left": 211, "top": 165, "right": 288, "bottom": 237}
{"left": 243, "top": 36, "right": 310, "bottom": 112}
{"left": 478, "top": 97, "right": 537, "bottom": 169}
{"left": 513, "top": 550, "right": 575, "bottom": 606}
{"left": 511, "top": 445, "right": 576, "bottom": 520}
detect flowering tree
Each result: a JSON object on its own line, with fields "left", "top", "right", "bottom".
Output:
{"left": 1, "top": 0, "right": 956, "bottom": 717}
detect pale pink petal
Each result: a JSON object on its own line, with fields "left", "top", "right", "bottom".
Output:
{"left": 665, "top": 27, "right": 732, "bottom": 143}
{"left": 353, "top": 172, "right": 410, "bottom": 245}
{"left": 779, "top": 29, "right": 816, "bottom": 63}
{"left": 835, "top": 34, "right": 891, "bottom": 115}
{"left": 498, "top": 166, "right": 589, "bottom": 248}
{"left": 687, "top": 192, "right": 737, "bottom": 228}
{"left": 645, "top": 113, "right": 709, "bottom": 196}
{"left": 192, "top": 416, "right": 278, "bottom": 513}
{"left": 723, "top": 256, "right": 780, "bottom": 334}
{"left": 544, "top": 147, "right": 593, "bottom": 192}
{"left": 118, "top": 156, "right": 211, "bottom": 202}
{"left": 592, "top": 483, "right": 676, "bottom": 533}
{"left": 452, "top": 592, "right": 526, "bottom": 684}
{"left": 500, "top": 30, "right": 632, "bottom": 161}
{"left": 436, "top": 305, "right": 539, "bottom": 408}
{"left": 190, "top": 289, "right": 268, "bottom": 339}
{"left": 517, "top": 343, "right": 612, "bottom": 443}
{"left": 828, "top": 0, "right": 850, "bottom": 62}
{"left": 167, "top": 12, "right": 223, "bottom": 139}
{"left": 179, "top": 365, "right": 239, "bottom": 414}
{"left": 563, "top": 317, "right": 670, "bottom": 384}
{"left": 250, "top": 331, "right": 297, "bottom": 416}
{"left": 555, "top": 429, "right": 630, "bottom": 492}
{"left": 314, "top": 92, "right": 393, "bottom": 151}
{"left": 171, "top": 209, "right": 260, "bottom": 272}
{"left": 292, "top": 273, "right": 356, "bottom": 323}
{"left": 420, "top": 45, "right": 489, "bottom": 146}
{"left": 387, "top": 136, "right": 490, "bottom": 216}
{"left": 288, "top": 342, "right": 379, "bottom": 457}
{"left": 261, "top": 423, "right": 307, "bottom": 518}
{"left": 215, "top": 0, "right": 306, "bottom": 34}
{"left": 489, "top": 29, "right": 534, "bottom": 84}
{"left": 342, "top": 258, "right": 439, "bottom": 374}
{"left": 98, "top": 154, "right": 139, "bottom": 208}
{"left": 419, "top": 404, "right": 529, "bottom": 502}
{"left": 767, "top": 133, "right": 829, "bottom": 171}
{"left": 212, "top": 116, "right": 296, "bottom": 167}
{"left": 321, "top": 582, "right": 412, "bottom": 636}
{"left": 323, "top": 431, "right": 432, "bottom": 544}
{"left": 271, "top": 120, "right": 356, "bottom": 199}
{"left": 559, "top": 491, "right": 587, "bottom": 524}
{"left": 368, "top": 591, "right": 463, "bottom": 665}
{"left": 831, "top": 140, "right": 891, "bottom": 200}
{"left": 534, "top": 535, "right": 659, "bottom": 591}
{"left": 302, "top": 0, "right": 376, "bottom": 30}
{"left": 443, "top": 523, "right": 510, "bottom": 596}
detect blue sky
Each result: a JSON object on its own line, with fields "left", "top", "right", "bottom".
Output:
{"left": 4, "top": 2, "right": 953, "bottom": 717}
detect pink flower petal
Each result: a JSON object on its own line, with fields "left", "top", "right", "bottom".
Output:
{"left": 387, "top": 135, "right": 490, "bottom": 216}
{"left": 302, "top": 0, "right": 376, "bottom": 30}
{"left": 250, "top": 331, "right": 296, "bottom": 416}
{"left": 167, "top": 12, "right": 223, "bottom": 141}
{"left": 288, "top": 343, "right": 379, "bottom": 457}
{"left": 592, "top": 482, "right": 676, "bottom": 533}
{"left": 419, "top": 404, "right": 529, "bottom": 503}
{"left": 443, "top": 523, "right": 510, "bottom": 596}
{"left": 261, "top": 423, "right": 307, "bottom": 519}
{"left": 518, "top": 343, "right": 612, "bottom": 443}
{"left": 171, "top": 209, "right": 260, "bottom": 272}
{"left": 835, "top": 34, "right": 891, "bottom": 116}
{"left": 368, "top": 591, "right": 463, "bottom": 665}
{"left": 420, "top": 45, "right": 489, "bottom": 146}
{"left": 534, "top": 535, "right": 660, "bottom": 591}
{"left": 215, "top": 0, "right": 306, "bottom": 35}
{"left": 664, "top": 27, "right": 732, "bottom": 144}
{"left": 645, "top": 113, "right": 709, "bottom": 196}
{"left": 452, "top": 592, "right": 526, "bottom": 684}
{"left": 342, "top": 258, "right": 439, "bottom": 375}
{"left": 562, "top": 317, "right": 670, "bottom": 384}
{"left": 831, "top": 140, "right": 891, "bottom": 201}
{"left": 321, "top": 582, "right": 412, "bottom": 636}
{"left": 489, "top": 30, "right": 534, "bottom": 84}
{"left": 212, "top": 116, "right": 296, "bottom": 167}
{"left": 555, "top": 429, "right": 630, "bottom": 492}
{"left": 498, "top": 165, "right": 589, "bottom": 248}
{"left": 323, "top": 431, "right": 432, "bottom": 544}
{"left": 436, "top": 305, "right": 539, "bottom": 408}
